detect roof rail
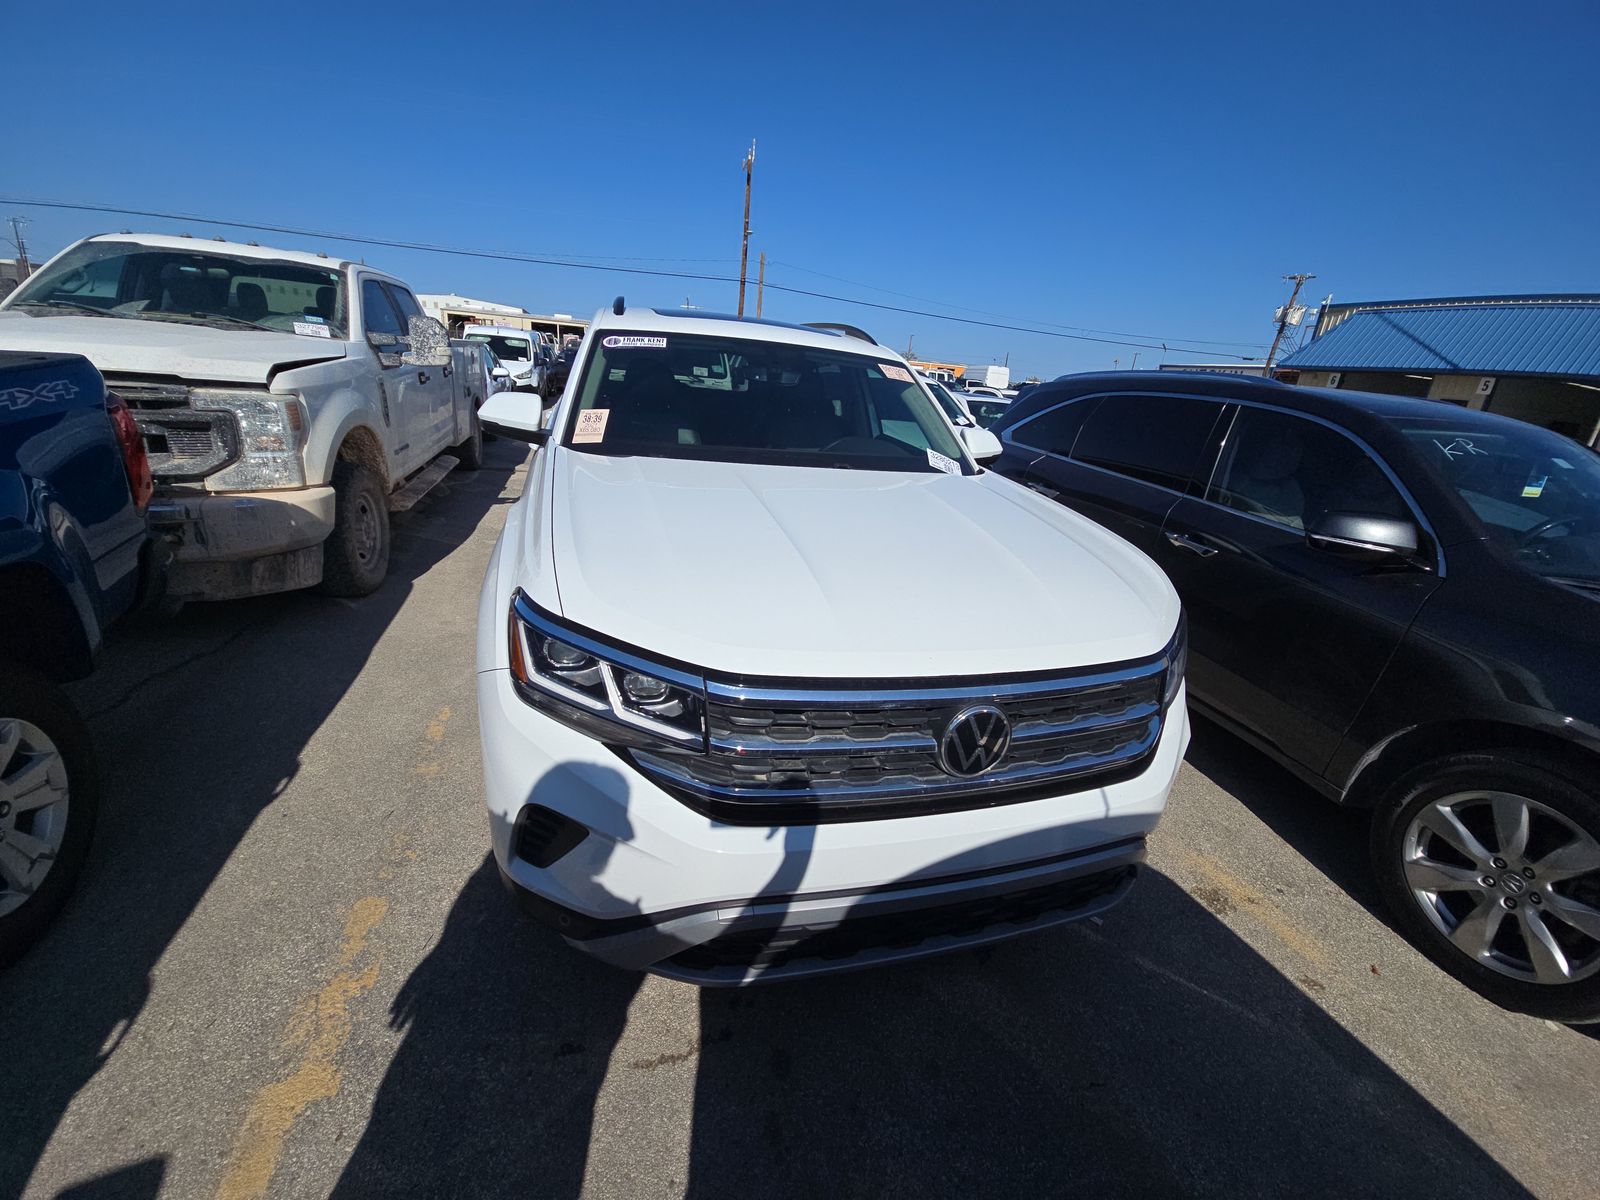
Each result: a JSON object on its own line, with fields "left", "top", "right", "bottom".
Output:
{"left": 803, "top": 322, "right": 878, "bottom": 346}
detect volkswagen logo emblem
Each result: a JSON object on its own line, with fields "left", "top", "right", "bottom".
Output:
{"left": 939, "top": 705, "right": 1011, "bottom": 777}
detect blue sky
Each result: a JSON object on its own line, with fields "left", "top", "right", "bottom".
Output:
{"left": 8, "top": 0, "right": 1598, "bottom": 378}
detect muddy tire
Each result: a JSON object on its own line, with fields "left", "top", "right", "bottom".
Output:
{"left": 453, "top": 409, "right": 484, "bottom": 471}
{"left": 317, "top": 460, "right": 390, "bottom": 598}
{"left": 0, "top": 665, "right": 99, "bottom": 969}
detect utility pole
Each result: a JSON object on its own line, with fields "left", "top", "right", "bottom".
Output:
{"left": 1264, "top": 273, "right": 1315, "bottom": 376}
{"left": 1130, "top": 352, "right": 1139, "bottom": 371}
{"left": 756, "top": 252, "right": 766, "bottom": 318}
{"left": 736, "top": 140, "right": 756, "bottom": 317}
{"left": 7, "top": 216, "right": 31, "bottom": 278}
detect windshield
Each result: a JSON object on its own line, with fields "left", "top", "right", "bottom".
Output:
{"left": 965, "top": 398, "right": 1011, "bottom": 427}
{"left": 466, "top": 333, "right": 532, "bottom": 361}
{"left": 926, "top": 381, "right": 972, "bottom": 426}
{"left": 563, "top": 330, "right": 972, "bottom": 474}
{"left": 7, "top": 240, "right": 348, "bottom": 337}
{"left": 1395, "top": 418, "right": 1600, "bottom": 583}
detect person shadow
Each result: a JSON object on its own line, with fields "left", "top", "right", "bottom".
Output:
{"left": 332, "top": 771, "right": 1533, "bottom": 1200}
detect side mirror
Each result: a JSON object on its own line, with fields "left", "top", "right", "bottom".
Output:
{"left": 960, "top": 426, "right": 1003, "bottom": 464}
{"left": 401, "top": 315, "right": 452, "bottom": 368}
{"left": 1306, "top": 512, "right": 1420, "bottom": 561}
{"left": 492, "top": 366, "right": 511, "bottom": 380}
{"left": 479, "top": 390, "right": 550, "bottom": 446}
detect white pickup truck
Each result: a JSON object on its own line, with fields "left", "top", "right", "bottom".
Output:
{"left": 0, "top": 233, "right": 483, "bottom": 600}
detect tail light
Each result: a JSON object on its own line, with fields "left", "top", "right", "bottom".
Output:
{"left": 106, "top": 391, "right": 154, "bottom": 511}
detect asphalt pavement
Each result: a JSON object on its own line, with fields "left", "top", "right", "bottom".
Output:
{"left": 3, "top": 438, "right": 1596, "bottom": 1199}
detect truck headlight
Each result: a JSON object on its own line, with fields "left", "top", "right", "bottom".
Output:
{"left": 193, "top": 391, "right": 308, "bottom": 492}
{"left": 1162, "top": 614, "right": 1188, "bottom": 709}
{"left": 508, "top": 591, "right": 706, "bottom": 748}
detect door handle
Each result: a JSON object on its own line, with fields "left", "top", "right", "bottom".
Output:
{"left": 417, "top": 371, "right": 430, "bottom": 384}
{"left": 1165, "top": 530, "right": 1218, "bottom": 557}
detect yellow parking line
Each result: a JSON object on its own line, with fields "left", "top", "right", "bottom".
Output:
{"left": 215, "top": 896, "right": 389, "bottom": 1200}
{"left": 1174, "top": 847, "right": 1331, "bottom": 972}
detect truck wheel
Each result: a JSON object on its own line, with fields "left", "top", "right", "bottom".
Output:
{"left": 453, "top": 409, "right": 485, "bottom": 471}
{"left": 0, "top": 665, "right": 100, "bottom": 969}
{"left": 318, "top": 460, "right": 390, "bottom": 597}
{"left": 1371, "top": 750, "right": 1600, "bottom": 1023}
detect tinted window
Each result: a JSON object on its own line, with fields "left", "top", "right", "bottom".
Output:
{"left": 1209, "top": 407, "right": 1409, "bottom": 531}
{"left": 1008, "top": 397, "right": 1097, "bottom": 454}
{"left": 1071, "top": 394, "right": 1222, "bottom": 491}
{"left": 387, "top": 285, "right": 424, "bottom": 325}
{"left": 466, "top": 333, "right": 533, "bottom": 361}
{"left": 362, "top": 279, "right": 404, "bottom": 337}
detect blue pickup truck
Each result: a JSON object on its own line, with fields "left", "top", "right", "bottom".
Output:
{"left": 0, "top": 350, "right": 156, "bottom": 965}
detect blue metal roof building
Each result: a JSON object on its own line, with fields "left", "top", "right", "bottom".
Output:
{"left": 1279, "top": 294, "right": 1600, "bottom": 446}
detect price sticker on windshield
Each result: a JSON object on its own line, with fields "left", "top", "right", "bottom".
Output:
{"left": 927, "top": 448, "right": 961, "bottom": 475}
{"left": 879, "top": 363, "right": 913, "bottom": 382}
{"left": 573, "top": 408, "right": 610, "bottom": 444}
{"left": 293, "top": 321, "right": 332, "bottom": 338}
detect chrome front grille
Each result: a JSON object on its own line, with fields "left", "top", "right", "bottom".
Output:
{"left": 631, "top": 655, "right": 1173, "bottom": 824}
{"left": 105, "top": 377, "right": 238, "bottom": 480}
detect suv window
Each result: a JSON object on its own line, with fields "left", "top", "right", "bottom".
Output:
{"left": 1071, "top": 394, "right": 1222, "bottom": 491}
{"left": 362, "top": 279, "right": 405, "bottom": 337}
{"left": 1009, "top": 396, "right": 1098, "bottom": 455}
{"left": 1208, "top": 407, "right": 1410, "bottom": 531}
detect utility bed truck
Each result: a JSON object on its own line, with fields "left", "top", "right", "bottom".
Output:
{"left": 0, "top": 234, "right": 483, "bottom": 601}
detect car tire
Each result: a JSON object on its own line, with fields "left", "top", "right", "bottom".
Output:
{"left": 1371, "top": 750, "right": 1600, "bottom": 1023}
{"left": 0, "top": 665, "right": 100, "bottom": 969}
{"left": 453, "top": 409, "right": 484, "bottom": 471}
{"left": 317, "top": 460, "right": 390, "bottom": 598}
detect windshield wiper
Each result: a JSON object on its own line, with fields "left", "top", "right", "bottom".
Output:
{"left": 16, "top": 299, "right": 131, "bottom": 319}
{"left": 1546, "top": 574, "right": 1600, "bottom": 595}
{"left": 145, "top": 312, "right": 275, "bottom": 331}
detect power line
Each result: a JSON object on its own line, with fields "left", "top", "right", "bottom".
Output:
{"left": 0, "top": 195, "right": 1263, "bottom": 361}
{"left": 769, "top": 259, "right": 1272, "bottom": 351}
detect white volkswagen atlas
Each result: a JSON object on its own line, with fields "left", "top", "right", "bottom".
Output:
{"left": 475, "top": 303, "right": 1188, "bottom": 984}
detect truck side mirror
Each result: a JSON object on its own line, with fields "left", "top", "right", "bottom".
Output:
{"left": 401, "top": 316, "right": 453, "bottom": 369}
{"left": 960, "top": 426, "right": 1003, "bottom": 464}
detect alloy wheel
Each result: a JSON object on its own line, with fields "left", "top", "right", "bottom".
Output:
{"left": 0, "top": 718, "right": 71, "bottom": 919}
{"left": 1403, "top": 790, "right": 1600, "bottom": 985}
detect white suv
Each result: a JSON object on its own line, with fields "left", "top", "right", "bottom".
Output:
{"left": 474, "top": 304, "right": 1188, "bottom": 984}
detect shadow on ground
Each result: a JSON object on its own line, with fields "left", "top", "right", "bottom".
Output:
{"left": 332, "top": 854, "right": 1530, "bottom": 1199}
{"left": 0, "top": 443, "right": 521, "bottom": 1198}
{"left": 1183, "top": 712, "right": 1382, "bottom": 914}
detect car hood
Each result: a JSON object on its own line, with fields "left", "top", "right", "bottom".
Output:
{"left": 541, "top": 451, "right": 1179, "bottom": 679}
{"left": 0, "top": 313, "right": 347, "bottom": 384}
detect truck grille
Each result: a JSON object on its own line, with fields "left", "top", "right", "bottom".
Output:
{"left": 104, "top": 377, "right": 239, "bottom": 481}
{"left": 630, "top": 649, "right": 1174, "bottom": 824}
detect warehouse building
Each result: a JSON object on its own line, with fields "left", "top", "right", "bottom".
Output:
{"left": 1278, "top": 294, "right": 1600, "bottom": 447}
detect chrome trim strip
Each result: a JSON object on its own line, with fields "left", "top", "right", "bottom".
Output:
{"left": 1011, "top": 703, "right": 1160, "bottom": 743}
{"left": 705, "top": 658, "right": 1165, "bottom": 707}
{"left": 636, "top": 717, "right": 1160, "bottom": 802}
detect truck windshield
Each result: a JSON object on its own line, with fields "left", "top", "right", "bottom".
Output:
{"left": 563, "top": 330, "right": 972, "bottom": 474}
{"left": 465, "top": 334, "right": 532, "bottom": 361}
{"left": 1394, "top": 417, "right": 1600, "bottom": 585}
{"left": 6, "top": 241, "right": 348, "bottom": 338}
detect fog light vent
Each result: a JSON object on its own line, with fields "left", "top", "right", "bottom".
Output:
{"left": 514, "top": 805, "right": 588, "bottom": 868}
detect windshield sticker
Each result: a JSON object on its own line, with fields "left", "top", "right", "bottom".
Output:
{"left": 602, "top": 335, "right": 667, "bottom": 350}
{"left": 927, "top": 448, "right": 961, "bottom": 475}
{"left": 1433, "top": 437, "right": 1487, "bottom": 460}
{"left": 573, "top": 408, "right": 611, "bottom": 444}
{"left": 879, "top": 363, "right": 913, "bottom": 383}
{"left": 1523, "top": 476, "right": 1549, "bottom": 499}
{"left": 293, "top": 321, "right": 332, "bottom": 339}
{"left": 301, "top": 312, "right": 326, "bottom": 323}
{"left": 692, "top": 365, "right": 709, "bottom": 377}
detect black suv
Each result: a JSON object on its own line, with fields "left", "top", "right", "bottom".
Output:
{"left": 990, "top": 372, "right": 1600, "bottom": 1022}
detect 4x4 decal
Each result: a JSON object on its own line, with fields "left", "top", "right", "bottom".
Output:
{"left": 0, "top": 378, "right": 80, "bottom": 412}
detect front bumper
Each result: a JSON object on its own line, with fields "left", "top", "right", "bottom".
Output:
{"left": 148, "top": 486, "right": 336, "bottom": 600}
{"left": 478, "top": 664, "right": 1190, "bottom": 983}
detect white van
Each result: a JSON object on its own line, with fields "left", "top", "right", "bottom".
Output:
{"left": 463, "top": 325, "right": 543, "bottom": 392}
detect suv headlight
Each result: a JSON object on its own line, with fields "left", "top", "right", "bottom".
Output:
{"left": 508, "top": 592, "right": 706, "bottom": 748}
{"left": 1162, "top": 613, "right": 1188, "bottom": 709}
{"left": 194, "top": 391, "right": 308, "bottom": 491}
